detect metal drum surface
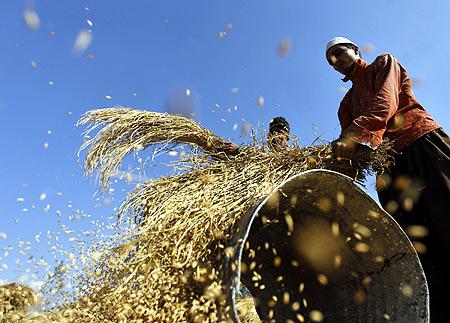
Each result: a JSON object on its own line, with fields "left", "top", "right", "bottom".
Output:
{"left": 224, "top": 169, "right": 429, "bottom": 323}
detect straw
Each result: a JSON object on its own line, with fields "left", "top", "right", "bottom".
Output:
{"left": 13, "top": 108, "right": 390, "bottom": 322}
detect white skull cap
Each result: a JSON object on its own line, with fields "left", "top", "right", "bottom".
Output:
{"left": 326, "top": 36, "right": 357, "bottom": 56}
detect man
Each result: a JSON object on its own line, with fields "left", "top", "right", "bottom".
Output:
{"left": 268, "top": 116, "right": 290, "bottom": 151}
{"left": 326, "top": 36, "right": 450, "bottom": 321}
{"left": 218, "top": 116, "right": 290, "bottom": 156}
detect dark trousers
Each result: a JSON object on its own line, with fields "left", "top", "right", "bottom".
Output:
{"left": 377, "top": 128, "right": 450, "bottom": 322}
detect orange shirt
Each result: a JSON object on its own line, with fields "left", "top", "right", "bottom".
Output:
{"left": 338, "top": 54, "right": 440, "bottom": 152}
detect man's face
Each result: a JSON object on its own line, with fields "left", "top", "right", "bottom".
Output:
{"left": 326, "top": 45, "right": 359, "bottom": 75}
{"left": 268, "top": 131, "right": 289, "bottom": 151}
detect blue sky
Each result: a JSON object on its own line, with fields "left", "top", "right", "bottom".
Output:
{"left": 1, "top": 0, "right": 449, "bottom": 288}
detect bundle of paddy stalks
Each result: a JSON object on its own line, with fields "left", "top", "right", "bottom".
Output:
{"left": 24, "top": 108, "right": 391, "bottom": 322}
{"left": 0, "top": 283, "right": 38, "bottom": 322}
{"left": 77, "top": 108, "right": 242, "bottom": 189}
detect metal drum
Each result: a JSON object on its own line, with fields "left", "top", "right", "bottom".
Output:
{"left": 223, "top": 169, "right": 429, "bottom": 323}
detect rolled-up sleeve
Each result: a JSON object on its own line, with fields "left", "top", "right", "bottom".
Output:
{"left": 341, "top": 55, "right": 400, "bottom": 148}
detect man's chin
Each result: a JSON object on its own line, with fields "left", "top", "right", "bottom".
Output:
{"left": 335, "top": 66, "right": 348, "bottom": 75}
{"left": 342, "top": 64, "right": 356, "bottom": 76}
{"left": 335, "top": 63, "right": 354, "bottom": 76}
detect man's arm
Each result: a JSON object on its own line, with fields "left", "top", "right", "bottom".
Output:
{"left": 337, "top": 89, "right": 353, "bottom": 131}
{"left": 185, "top": 135, "right": 240, "bottom": 157}
{"left": 334, "top": 88, "right": 358, "bottom": 159}
{"left": 215, "top": 140, "right": 240, "bottom": 156}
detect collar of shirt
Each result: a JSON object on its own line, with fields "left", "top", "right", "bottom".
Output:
{"left": 342, "top": 58, "right": 368, "bottom": 83}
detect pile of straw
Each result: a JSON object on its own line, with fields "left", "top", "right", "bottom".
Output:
{"left": 24, "top": 108, "right": 390, "bottom": 322}
{"left": 0, "top": 283, "right": 37, "bottom": 322}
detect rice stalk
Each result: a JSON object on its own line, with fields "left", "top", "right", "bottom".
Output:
{"left": 77, "top": 107, "right": 235, "bottom": 188}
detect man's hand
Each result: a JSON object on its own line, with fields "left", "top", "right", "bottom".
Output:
{"left": 218, "top": 141, "right": 240, "bottom": 156}
{"left": 332, "top": 136, "right": 358, "bottom": 160}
